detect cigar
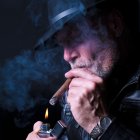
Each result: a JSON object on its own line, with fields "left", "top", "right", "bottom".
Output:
{"left": 49, "top": 78, "right": 72, "bottom": 105}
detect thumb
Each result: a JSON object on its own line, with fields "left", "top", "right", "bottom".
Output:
{"left": 33, "top": 121, "right": 43, "bottom": 133}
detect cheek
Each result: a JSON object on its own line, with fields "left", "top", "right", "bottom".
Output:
{"left": 98, "top": 48, "right": 118, "bottom": 71}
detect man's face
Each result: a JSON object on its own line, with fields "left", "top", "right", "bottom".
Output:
{"left": 55, "top": 16, "right": 119, "bottom": 78}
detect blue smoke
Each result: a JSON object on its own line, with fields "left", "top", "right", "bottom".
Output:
{"left": 0, "top": 47, "right": 69, "bottom": 113}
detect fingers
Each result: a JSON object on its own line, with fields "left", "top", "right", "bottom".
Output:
{"left": 65, "top": 68, "right": 103, "bottom": 84}
{"left": 65, "top": 68, "right": 105, "bottom": 117}
{"left": 26, "top": 131, "right": 56, "bottom": 140}
{"left": 26, "top": 131, "right": 39, "bottom": 140}
{"left": 68, "top": 77, "right": 96, "bottom": 92}
{"left": 65, "top": 68, "right": 103, "bottom": 100}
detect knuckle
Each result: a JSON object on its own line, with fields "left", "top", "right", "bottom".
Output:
{"left": 81, "top": 88, "right": 88, "bottom": 95}
{"left": 88, "top": 82, "right": 96, "bottom": 90}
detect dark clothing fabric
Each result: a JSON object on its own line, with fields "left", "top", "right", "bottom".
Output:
{"left": 59, "top": 66, "right": 140, "bottom": 140}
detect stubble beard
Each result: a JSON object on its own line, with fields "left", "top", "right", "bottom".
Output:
{"left": 70, "top": 54, "right": 118, "bottom": 79}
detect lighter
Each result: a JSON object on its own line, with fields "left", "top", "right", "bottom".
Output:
{"left": 37, "top": 123, "right": 52, "bottom": 138}
{"left": 38, "top": 120, "right": 67, "bottom": 139}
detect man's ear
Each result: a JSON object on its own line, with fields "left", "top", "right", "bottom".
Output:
{"left": 107, "top": 9, "right": 124, "bottom": 37}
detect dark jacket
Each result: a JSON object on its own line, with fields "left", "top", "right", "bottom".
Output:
{"left": 60, "top": 67, "right": 140, "bottom": 140}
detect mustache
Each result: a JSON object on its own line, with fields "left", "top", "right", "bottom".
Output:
{"left": 71, "top": 64, "right": 90, "bottom": 69}
{"left": 70, "top": 60, "right": 108, "bottom": 78}
{"left": 70, "top": 59, "right": 93, "bottom": 69}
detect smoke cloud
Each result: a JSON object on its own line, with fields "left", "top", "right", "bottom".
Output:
{"left": 0, "top": 46, "right": 69, "bottom": 127}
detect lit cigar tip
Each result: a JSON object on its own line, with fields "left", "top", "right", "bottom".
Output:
{"left": 49, "top": 78, "right": 72, "bottom": 106}
{"left": 49, "top": 97, "right": 58, "bottom": 106}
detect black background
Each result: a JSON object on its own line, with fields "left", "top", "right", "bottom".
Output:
{"left": 0, "top": 0, "right": 139, "bottom": 140}
{"left": 0, "top": 1, "right": 63, "bottom": 139}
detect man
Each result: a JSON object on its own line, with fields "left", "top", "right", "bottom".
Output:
{"left": 26, "top": 0, "right": 140, "bottom": 139}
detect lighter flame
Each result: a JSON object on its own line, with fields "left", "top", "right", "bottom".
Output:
{"left": 45, "top": 108, "right": 48, "bottom": 119}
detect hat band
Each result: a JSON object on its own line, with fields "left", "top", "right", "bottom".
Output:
{"left": 51, "top": 7, "right": 79, "bottom": 24}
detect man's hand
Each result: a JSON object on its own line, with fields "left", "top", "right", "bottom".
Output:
{"left": 26, "top": 121, "right": 56, "bottom": 140}
{"left": 65, "top": 68, "right": 105, "bottom": 134}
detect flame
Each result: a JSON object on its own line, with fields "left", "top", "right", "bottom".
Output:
{"left": 45, "top": 108, "right": 48, "bottom": 119}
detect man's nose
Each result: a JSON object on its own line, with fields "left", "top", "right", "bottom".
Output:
{"left": 63, "top": 47, "right": 78, "bottom": 62}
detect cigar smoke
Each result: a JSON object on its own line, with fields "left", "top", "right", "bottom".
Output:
{"left": 0, "top": 47, "right": 70, "bottom": 127}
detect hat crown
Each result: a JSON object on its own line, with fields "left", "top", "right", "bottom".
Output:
{"left": 36, "top": 0, "right": 106, "bottom": 48}
{"left": 48, "top": 0, "right": 105, "bottom": 25}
